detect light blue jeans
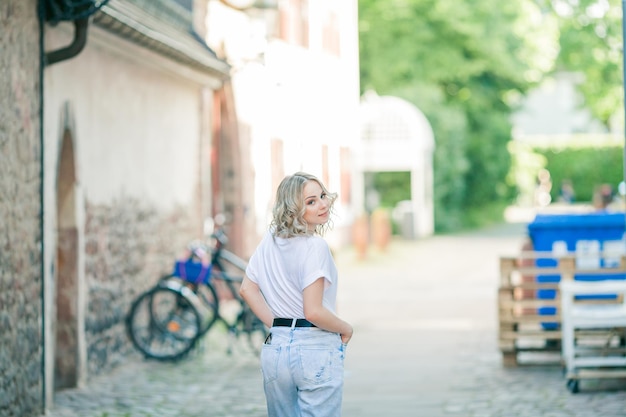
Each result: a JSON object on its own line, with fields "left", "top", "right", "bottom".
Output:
{"left": 260, "top": 326, "right": 347, "bottom": 417}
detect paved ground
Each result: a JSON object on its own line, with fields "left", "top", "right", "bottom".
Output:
{"left": 44, "top": 222, "right": 626, "bottom": 417}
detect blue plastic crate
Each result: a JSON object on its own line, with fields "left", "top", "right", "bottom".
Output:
{"left": 528, "top": 212, "right": 626, "bottom": 329}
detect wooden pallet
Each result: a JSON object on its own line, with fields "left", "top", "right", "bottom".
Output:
{"left": 498, "top": 252, "right": 625, "bottom": 367}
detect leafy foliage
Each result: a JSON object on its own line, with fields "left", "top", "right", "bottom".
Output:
{"left": 371, "top": 171, "right": 412, "bottom": 208}
{"left": 540, "top": 0, "right": 624, "bottom": 129}
{"left": 540, "top": 146, "right": 624, "bottom": 202}
{"left": 359, "top": 0, "right": 624, "bottom": 231}
{"left": 359, "top": 0, "right": 557, "bottom": 231}
{"left": 508, "top": 141, "right": 624, "bottom": 204}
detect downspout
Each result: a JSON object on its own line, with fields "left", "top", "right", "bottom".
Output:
{"left": 37, "top": 0, "right": 46, "bottom": 411}
{"left": 45, "top": 17, "right": 89, "bottom": 66}
{"left": 38, "top": 2, "right": 91, "bottom": 409}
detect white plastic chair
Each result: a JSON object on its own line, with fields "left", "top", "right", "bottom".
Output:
{"left": 560, "top": 279, "right": 626, "bottom": 393}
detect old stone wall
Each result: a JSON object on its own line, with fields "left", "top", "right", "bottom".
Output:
{"left": 83, "top": 198, "right": 198, "bottom": 376}
{"left": 0, "top": 1, "right": 44, "bottom": 417}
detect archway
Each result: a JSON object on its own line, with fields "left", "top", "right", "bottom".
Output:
{"left": 357, "top": 92, "right": 435, "bottom": 239}
{"left": 54, "top": 128, "right": 78, "bottom": 390}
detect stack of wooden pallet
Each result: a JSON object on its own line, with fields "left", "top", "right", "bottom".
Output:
{"left": 498, "top": 252, "right": 626, "bottom": 367}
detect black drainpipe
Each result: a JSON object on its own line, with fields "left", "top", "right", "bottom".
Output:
{"left": 37, "top": 0, "right": 46, "bottom": 411}
{"left": 38, "top": 0, "right": 93, "bottom": 410}
{"left": 45, "top": 17, "right": 90, "bottom": 66}
{"left": 42, "top": 0, "right": 107, "bottom": 68}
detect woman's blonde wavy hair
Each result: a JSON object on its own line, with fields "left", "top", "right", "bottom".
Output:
{"left": 271, "top": 172, "right": 337, "bottom": 238}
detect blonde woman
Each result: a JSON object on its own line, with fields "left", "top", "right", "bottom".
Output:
{"left": 240, "top": 172, "right": 353, "bottom": 417}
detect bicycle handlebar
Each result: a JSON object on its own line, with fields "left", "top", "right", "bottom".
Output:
{"left": 212, "top": 228, "right": 229, "bottom": 247}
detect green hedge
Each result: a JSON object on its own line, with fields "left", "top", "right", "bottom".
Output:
{"left": 540, "top": 147, "right": 623, "bottom": 202}
{"left": 509, "top": 142, "right": 624, "bottom": 203}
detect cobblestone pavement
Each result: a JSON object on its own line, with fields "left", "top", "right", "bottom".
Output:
{"left": 44, "top": 223, "right": 626, "bottom": 417}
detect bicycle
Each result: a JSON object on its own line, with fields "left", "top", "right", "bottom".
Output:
{"left": 195, "top": 227, "right": 269, "bottom": 355}
{"left": 126, "top": 227, "right": 268, "bottom": 361}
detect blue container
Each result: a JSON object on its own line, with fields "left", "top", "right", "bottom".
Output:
{"left": 528, "top": 212, "right": 626, "bottom": 329}
{"left": 172, "top": 260, "right": 212, "bottom": 285}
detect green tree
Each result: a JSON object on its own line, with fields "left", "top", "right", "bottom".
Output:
{"left": 538, "top": 0, "right": 623, "bottom": 129}
{"left": 359, "top": 0, "right": 557, "bottom": 230}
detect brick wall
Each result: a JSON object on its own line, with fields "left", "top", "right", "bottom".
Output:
{"left": 0, "top": 1, "right": 44, "bottom": 416}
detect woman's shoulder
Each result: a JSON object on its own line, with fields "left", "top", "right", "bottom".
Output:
{"left": 269, "top": 233, "right": 329, "bottom": 252}
{"left": 302, "top": 235, "right": 330, "bottom": 252}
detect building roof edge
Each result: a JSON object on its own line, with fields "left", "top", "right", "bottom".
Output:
{"left": 93, "top": 0, "right": 230, "bottom": 80}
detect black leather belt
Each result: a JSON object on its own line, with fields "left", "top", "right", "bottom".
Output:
{"left": 273, "top": 318, "right": 316, "bottom": 328}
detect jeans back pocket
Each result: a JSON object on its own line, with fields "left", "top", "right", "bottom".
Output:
{"left": 297, "top": 345, "right": 334, "bottom": 385}
{"left": 260, "top": 344, "right": 281, "bottom": 383}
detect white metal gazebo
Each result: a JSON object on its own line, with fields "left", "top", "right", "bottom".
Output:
{"left": 355, "top": 91, "right": 435, "bottom": 238}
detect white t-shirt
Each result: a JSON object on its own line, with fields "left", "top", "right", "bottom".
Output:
{"left": 245, "top": 231, "right": 338, "bottom": 319}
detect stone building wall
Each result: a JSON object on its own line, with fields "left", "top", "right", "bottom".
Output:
{"left": 82, "top": 198, "right": 196, "bottom": 375}
{"left": 1, "top": 0, "right": 219, "bottom": 413}
{"left": 0, "top": 1, "right": 44, "bottom": 416}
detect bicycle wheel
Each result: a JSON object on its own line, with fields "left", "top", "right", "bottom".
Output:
{"left": 126, "top": 286, "right": 201, "bottom": 361}
{"left": 160, "top": 275, "right": 219, "bottom": 336}
{"left": 238, "top": 305, "right": 269, "bottom": 354}
{"left": 194, "top": 281, "right": 220, "bottom": 335}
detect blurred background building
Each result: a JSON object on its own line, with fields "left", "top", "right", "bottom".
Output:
{"left": 203, "top": 0, "right": 361, "bottom": 253}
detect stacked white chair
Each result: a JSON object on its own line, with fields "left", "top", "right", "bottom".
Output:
{"left": 560, "top": 279, "right": 626, "bottom": 393}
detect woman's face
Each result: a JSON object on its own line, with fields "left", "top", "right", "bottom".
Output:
{"left": 302, "top": 180, "right": 330, "bottom": 232}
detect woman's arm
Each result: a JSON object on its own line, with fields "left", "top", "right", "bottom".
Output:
{"left": 239, "top": 275, "right": 274, "bottom": 328}
{"left": 303, "top": 278, "right": 353, "bottom": 344}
